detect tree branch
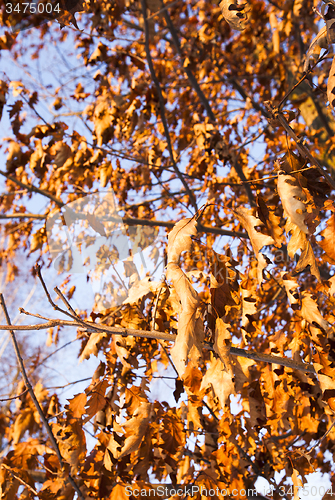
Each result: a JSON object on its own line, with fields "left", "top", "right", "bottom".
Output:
{"left": 0, "top": 170, "right": 64, "bottom": 207}
{"left": 264, "top": 101, "right": 335, "bottom": 190}
{"left": 140, "top": 0, "right": 198, "bottom": 211}
{"left": 161, "top": 3, "right": 216, "bottom": 121}
{"left": 0, "top": 312, "right": 315, "bottom": 375}
{"left": 0, "top": 294, "right": 85, "bottom": 500}
{"left": 0, "top": 212, "right": 248, "bottom": 238}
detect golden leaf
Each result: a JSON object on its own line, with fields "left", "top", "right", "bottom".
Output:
{"left": 277, "top": 171, "right": 309, "bottom": 234}
{"left": 219, "top": 0, "right": 250, "bottom": 31}
{"left": 318, "top": 213, "right": 335, "bottom": 263}
{"left": 167, "top": 217, "right": 198, "bottom": 264}
{"left": 167, "top": 262, "right": 204, "bottom": 377}
{"left": 79, "top": 331, "right": 107, "bottom": 362}
{"left": 200, "top": 353, "right": 235, "bottom": 410}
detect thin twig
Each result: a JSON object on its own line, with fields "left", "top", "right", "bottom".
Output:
{"left": 3, "top": 311, "right": 315, "bottom": 374}
{"left": 161, "top": 3, "right": 216, "bottom": 121}
{"left": 140, "top": 0, "right": 198, "bottom": 211}
{"left": 0, "top": 213, "right": 46, "bottom": 219}
{"left": 54, "top": 287, "right": 80, "bottom": 318}
{"left": 1, "top": 464, "right": 38, "bottom": 496}
{"left": 0, "top": 389, "right": 28, "bottom": 402}
{"left": 0, "top": 294, "right": 85, "bottom": 500}
{"left": 151, "top": 284, "right": 164, "bottom": 331}
{"left": 306, "top": 418, "right": 335, "bottom": 455}
{"left": 0, "top": 170, "right": 63, "bottom": 207}
{"left": 264, "top": 101, "right": 335, "bottom": 190}
{"left": 278, "top": 50, "right": 329, "bottom": 110}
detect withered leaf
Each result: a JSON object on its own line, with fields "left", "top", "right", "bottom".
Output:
{"left": 200, "top": 354, "right": 235, "bottom": 409}
{"left": 110, "top": 402, "right": 152, "bottom": 459}
{"left": 219, "top": 0, "right": 250, "bottom": 31}
{"left": 167, "top": 262, "right": 204, "bottom": 377}
{"left": 167, "top": 217, "right": 198, "bottom": 264}
{"left": 327, "top": 55, "right": 335, "bottom": 111}
{"left": 304, "top": 25, "right": 328, "bottom": 72}
{"left": 318, "top": 213, "right": 335, "bottom": 264}
{"left": 277, "top": 171, "right": 309, "bottom": 234}
{"left": 80, "top": 331, "right": 107, "bottom": 362}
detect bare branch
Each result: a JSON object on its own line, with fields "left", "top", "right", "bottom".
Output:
{"left": 1, "top": 464, "right": 38, "bottom": 496}
{"left": 161, "top": 3, "right": 216, "bottom": 121}
{"left": 0, "top": 169, "right": 64, "bottom": 207}
{"left": 140, "top": 0, "right": 198, "bottom": 211}
{"left": 264, "top": 101, "right": 335, "bottom": 190}
{"left": 0, "top": 311, "right": 315, "bottom": 374}
{"left": 0, "top": 294, "right": 85, "bottom": 500}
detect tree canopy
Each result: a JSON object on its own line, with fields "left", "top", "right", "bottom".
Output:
{"left": 1, "top": 0, "right": 335, "bottom": 498}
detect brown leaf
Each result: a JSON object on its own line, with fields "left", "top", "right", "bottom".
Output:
{"left": 256, "top": 194, "right": 285, "bottom": 247}
{"left": 109, "top": 402, "right": 152, "bottom": 459}
{"left": 318, "top": 213, "right": 335, "bottom": 264}
{"left": 80, "top": 331, "right": 107, "bottom": 362}
{"left": 286, "top": 220, "right": 320, "bottom": 281}
{"left": 85, "top": 379, "right": 109, "bottom": 422}
{"left": 214, "top": 317, "right": 233, "bottom": 373}
{"left": 167, "top": 217, "right": 198, "bottom": 264}
{"left": 200, "top": 354, "right": 235, "bottom": 409}
{"left": 209, "top": 252, "right": 239, "bottom": 329}
{"left": 301, "top": 292, "right": 331, "bottom": 333}
{"left": 277, "top": 171, "right": 309, "bottom": 234}
{"left": 291, "top": 468, "right": 303, "bottom": 500}
{"left": 327, "top": 56, "right": 335, "bottom": 111}
{"left": 235, "top": 207, "right": 275, "bottom": 283}
{"left": 123, "top": 277, "right": 162, "bottom": 305}
{"left": 235, "top": 207, "right": 275, "bottom": 255}
{"left": 66, "top": 393, "right": 87, "bottom": 420}
{"left": 219, "top": 0, "right": 250, "bottom": 31}
{"left": 281, "top": 273, "right": 299, "bottom": 309}
{"left": 167, "top": 263, "right": 204, "bottom": 377}
{"left": 304, "top": 25, "right": 328, "bottom": 72}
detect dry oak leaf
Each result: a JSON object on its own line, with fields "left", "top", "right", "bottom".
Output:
{"left": 234, "top": 207, "right": 275, "bottom": 283}
{"left": 51, "top": 420, "right": 86, "bottom": 473}
{"left": 167, "top": 217, "right": 198, "bottom": 264}
{"left": 304, "top": 25, "right": 328, "bottom": 72}
{"left": 235, "top": 207, "right": 275, "bottom": 255}
{"left": 277, "top": 171, "right": 309, "bottom": 234}
{"left": 66, "top": 393, "right": 87, "bottom": 420}
{"left": 79, "top": 331, "right": 107, "bottom": 362}
{"left": 123, "top": 276, "right": 162, "bottom": 305}
{"left": 301, "top": 292, "right": 331, "bottom": 333}
{"left": 85, "top": 378, "right": 109, "bottom": 422}
{"left": 167, "top": 262, "right": 204, "bottom": 378}
{"left": 200, "top": 353, "right": 235, "bottom": 410}
{"left": 286, "top": 219, "right": 321, "bottom": 282}
{"left": 109, "top": 484, "right": 131, "bottom": 500}
{"left": 292, "top": 468, "right": 304, "bottom": 500}
{"left": 214, "top": 317, "right": 233, "bottom": 374}
{"left": 219, "top": 0, "right": 250, "bottom": 31}
{"left": 281, "top": 273, "right": 300, "bottom": 309}
{"left": 327, "top": 55, "right": 335, "bottom": 111}
{"left": 109, "top": 401, "right": 153, "bottom": 459}
{"left": 327, "top": 275, "right": 335, "bottom": 298}
{"left": 318, "top": 213, "right": 335, "bottom": 264}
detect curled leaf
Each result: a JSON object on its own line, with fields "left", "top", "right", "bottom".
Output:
{"left": 167, "top": 217, "right": 198, "bottom": 264}
{"left": 327, "top": 55, "right": 335, "bottom": 111}
{"left": 167, "top": 263, "right": 204, "bottom": 377}
{"left": 303, "top": 26, "right": 328, "bottom": 72}
{"left": 219, "top": 0, "right": 250, "bottom": 31}
{"left": 277, "top": 171, "right": 309, "bottom": 234}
